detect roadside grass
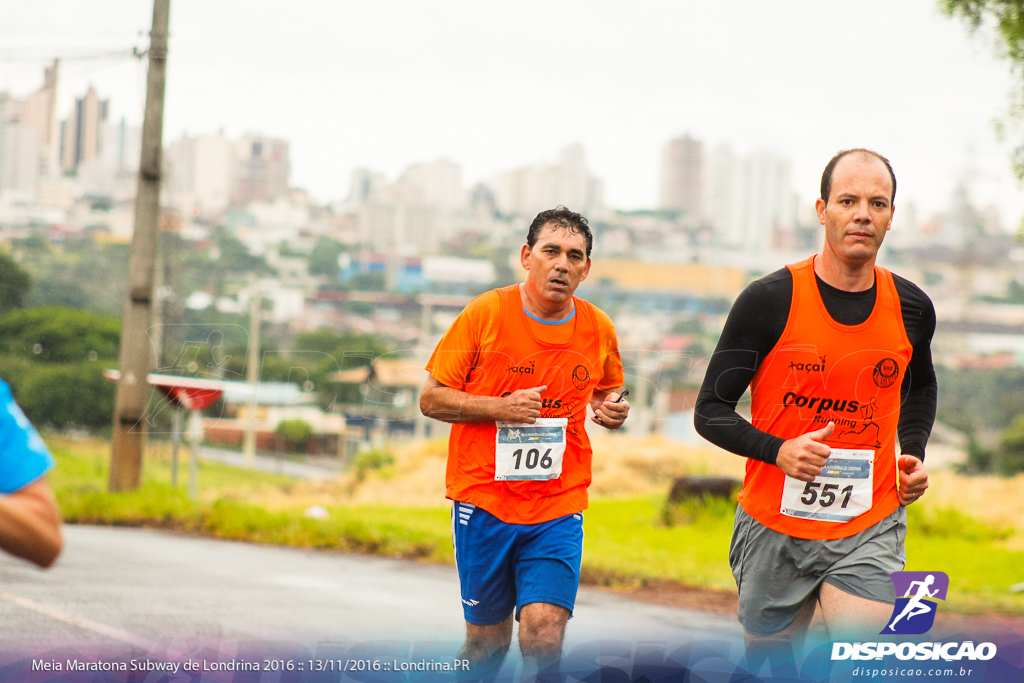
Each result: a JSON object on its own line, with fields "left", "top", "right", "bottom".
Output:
{"left": 904, "top": 504, "right": 1024, "bottom": 614}
{"left": 49, "top": 437, "right": 454, "bottom": 562}
{"left": 45, "top": 435, "right": 1024, "bottom": 615}
{"left": 583, "top": 496, "right": 737, "bottom": 590}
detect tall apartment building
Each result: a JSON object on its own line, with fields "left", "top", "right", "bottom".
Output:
{"left": 232, "top": 134, "right": 290, "bottom": 204}
{"left": 0, "top": 63, "right": 60, "bottom": 201}
{"left": 166, "top": 131, "right": 291, "bottom": 214}
{"left": 494, "top": 143, "right": 603, "bottom": 217}
{"left": 348, "top": 160, "right": 462, "bottom": 254}
{"left": 347, "top": 168, "right": 387, "bottom": 206}
{"left": 659, "top": 135, "right": 703, "bottom": 221}
{"left": 166, "top": 131, "right": 233, "bottom": 215}
{"left": 61, "top": 86, "right": 108, "bottom": 173}
{"left": 0, "top": 94, "right": 40, "bottom": 201}
{"left": 23, "top": 62, "right": 59, "bottom": 178}
{"left": 704, "top": 143, "right": 796, "bottom": 251}
{"left": 398, "top": 158, "right": 463, "bottom": 211}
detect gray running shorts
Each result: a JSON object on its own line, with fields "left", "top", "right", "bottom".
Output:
{"left": 729, "top": 504, "right": 906, "bottom": 636}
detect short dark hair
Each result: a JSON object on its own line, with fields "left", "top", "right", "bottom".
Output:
{"left": 527, "top": 206, "right": 593, "bottom": 258}
{"left": 820, "top": 149, "right": 896, "bottom": 205}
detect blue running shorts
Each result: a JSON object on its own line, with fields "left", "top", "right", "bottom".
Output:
{"left": 451, "top": 502, "right": 584, "bottom": 626}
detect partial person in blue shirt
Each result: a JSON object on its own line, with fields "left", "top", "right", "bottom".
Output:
{"left": 0, "top": 379, "right": 62, "bottom": 567}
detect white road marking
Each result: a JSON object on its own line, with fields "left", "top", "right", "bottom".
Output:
{"left": 0, "top": 591, "right": 155, "bottom": 649}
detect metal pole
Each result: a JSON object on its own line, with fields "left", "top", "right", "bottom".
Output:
{"left": 170, "top": 405, "right": 182, "bottom": 487}
{"left": 242, "top": 282, "right": 260, "bottom": 467}
{"left": 187, "top": 409, "right": 201, "bottom": 500}
{"left": 109, "top": 0, "right": 170, "bottom": 492}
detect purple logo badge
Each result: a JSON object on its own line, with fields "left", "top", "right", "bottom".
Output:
{"left": 881, "top": 571, "right": 949, "bottom": 635}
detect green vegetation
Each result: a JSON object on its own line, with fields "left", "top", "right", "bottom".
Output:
{"left": 0, "top": 307, "right": 120, "bottom": 430}
{"left": 308, "top": 236, "right": 347, "bottom": 279}
{"left": 998, "top": 415, "right": 1024, "bottom": 474}
{"left": 352, "top": 448, "right": 396, "bottom": 480}
{"left": 935, "top": 365, "right": 1024, "bottom": 475}
{"left": 289, "top": 329, "right": 392, "bottom": 407}
{"left": 935, "top": 365, "right": 1024, "bottom": 435}
{"left": 51, "top": 439, "right": 451, "bottom": 562}
{"left": 15, "top": 238, "right": 130, "bottom": 316}
{"left": 47, "top": 437, "right": 1024, "bottom": 615}
{"left": 944, "top": 0, "right": 1024, "bottom": 178}
{"left": 0, "top": 297, "right": 392, "bottom": 430}
{"left": 0, "top": 250, "right": 32, "bottom": 313}
{"left": 585, "top": 496, "right": 736, "bottom": 589}
{"left": 590, "top": 499, "right": 1024, "bottom": 614}
{"left": 0, "top": 306, "right": 121, "bottom": 362}
{"left": 934, "top": 365, "right": 1024, "bottom": 474}
{"left": 275, "top": 418, "right": 313, "bottom": 452}
{"left": 905, "top": 501, "right": 1023, "bottom": 614}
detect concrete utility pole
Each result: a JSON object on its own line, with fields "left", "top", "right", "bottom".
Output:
{"left": 242, "top": 282, "right": 261, "bottom": 467}
{"left": 109, "top": 0, "right": 170, "bottom": 492}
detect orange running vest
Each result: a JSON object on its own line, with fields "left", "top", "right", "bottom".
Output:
{"left": 425, "top": 284, "right": 623, "bottom": 524}
{"left": 740, "top": 257, "right": 912, "bottom": 539}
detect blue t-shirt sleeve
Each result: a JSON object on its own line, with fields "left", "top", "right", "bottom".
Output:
{"left": 0, "top": 380, "right": 54, "bottom": 493}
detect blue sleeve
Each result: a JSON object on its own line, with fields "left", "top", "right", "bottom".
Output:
{"left": 0, "top": 380, "right": 54, "bottom": 493}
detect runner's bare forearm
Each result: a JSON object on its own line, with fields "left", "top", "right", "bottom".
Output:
{"left": 420, "top": 375, "right": 542, "bottom": 424}
{"left": 0, "top": 478, "right": 63, "bottom": 568}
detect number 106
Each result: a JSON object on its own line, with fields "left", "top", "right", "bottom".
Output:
{"left": 512, "top": 448, "right": 553, "bottom": 470}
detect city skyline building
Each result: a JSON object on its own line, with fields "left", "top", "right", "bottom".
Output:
{"left": 0, "top": 63, "right": 61, "bottom": 202}
{"left": 397, "top": 158, "right": 463, "bottom": 212}
{"left": 166, "top": 130, "right": 292, "bottom": 215}
{"left": 659, "top": 134, "right": 703, "bottom": 222}
{"left": 22, "top": 62, "right": 59, "bottom": 179}
{"left": 166, "top": 130, "right": 233, "bottom": 216}
{"left": 0, "top": 94, "right": 39, "bottom": 201}
{"left": 61, "top": 86, "right": 108, "bottom": 174}
{"left": 494, "top": 143, "right": 603, "bottom": 217}
{"left": 232, "top": 133, "right": 290, "bottom": 205}
{"left": 697, "top": 140, "right": 797, "bottom": 251}
{"left": 346, "top": 167, "right": 387, "bottom": 207}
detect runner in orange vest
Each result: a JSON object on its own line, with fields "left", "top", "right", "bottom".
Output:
{"left": 421, "top": 206, "right": 628, "bottom": 677}
{"left": 695, "top": 150, "right": 936, "bottom": 658}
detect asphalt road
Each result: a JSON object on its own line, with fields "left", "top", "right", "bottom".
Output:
{"left": 199, "top": 445, "right": 343, "bottom": 479}
{"left": 0, "top": 525, "right": 743, "bottom": 672}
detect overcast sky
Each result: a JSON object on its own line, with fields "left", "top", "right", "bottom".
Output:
{"left": 3, "top": 0, "right": 1023, "bottom": 225}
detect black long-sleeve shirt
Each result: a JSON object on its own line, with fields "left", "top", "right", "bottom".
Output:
{"left": 694, "top": 267, "right": 938, "bottom": 465}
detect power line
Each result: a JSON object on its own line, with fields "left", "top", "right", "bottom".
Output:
{"left": 0, "top": 47, "right": 142, "bottom": 64}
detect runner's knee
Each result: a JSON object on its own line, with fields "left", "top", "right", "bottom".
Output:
{"left": 518, "top": 602, "right": 569, "bottom": 657}
{"left": 463, "top": 619, "right": 513, "bottom": 663}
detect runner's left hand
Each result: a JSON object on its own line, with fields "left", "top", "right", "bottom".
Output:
{"left": 592, "top": 393, "right": 629, "bottom": 430}
{"left": 897, "top": 454, "right": 928, "bottom": 506}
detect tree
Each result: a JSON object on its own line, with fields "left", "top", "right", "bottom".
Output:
{"left": 16, "top": 364, "right": 116, "bottom": 431}
{"left": 291, "top": 330, "right": 392, "bottom": 408}
{"left": 308, "top": 237, "right": 346, "bottom": 279}
{"left": 998, "top": 413, "right": 1024, "bottom": 474}
{"left": 0, "top": 307, "right": 121, "bottom": 362}
{"left": 0, "top": 251, "right": 31, "bottom": 313}
{"left": 0, "top": 306, "right": 122, "bottom": 431}
{"left": 275, "top": 418, "right": 313, "bottom": 452}
{"left": 943, "top": 1, "right": 1024, "bottom": 177}
{"left": 216, "top": 235, "right": 275, "bottom": 274}
{"left": 28, "top": 277, "right": 91, "bottom": 310}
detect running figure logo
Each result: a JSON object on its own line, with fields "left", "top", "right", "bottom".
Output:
{"left": 882, "top": 571, "right": 949, "bottom": 635}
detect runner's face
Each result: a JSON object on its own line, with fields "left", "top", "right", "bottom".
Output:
{"left": 521, "top": 224, "right": 591, "bottom": 305}
{"left": 816, "top": 153, "right": 894, "bottom": 266}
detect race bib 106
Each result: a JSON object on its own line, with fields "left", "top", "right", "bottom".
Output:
{"left": 780, "top": 448, "right": 874, "bottom": 522}
{"left": 494, "top": 418, "right": 567, "bottom": 481}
